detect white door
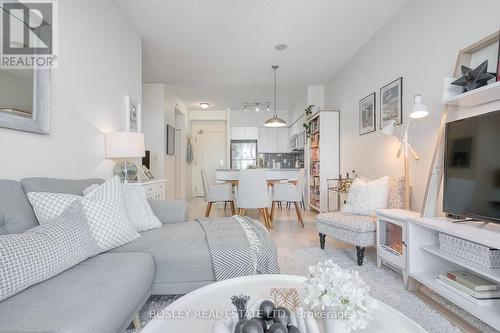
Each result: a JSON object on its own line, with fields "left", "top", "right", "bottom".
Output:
{"left": 192, "top": 121, "right": 227, "bottom": 197}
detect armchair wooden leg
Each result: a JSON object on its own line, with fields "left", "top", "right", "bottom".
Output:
{"left": 132, "top": 313, "right": 141, "bottom": 331}
{"left": 230, "top": 201, "right": 236, "bottom": 215}
{"left": 294, "top": 202, "right": 304, "bottom": 228}
{"left": 205, "top": 202, "right": 213, "bottom": 217}
{"left": 319, "top": 233, "right": 326, "bottom": 249}
{"left": 270, "top": 201, "right": 276, "bottom": 221}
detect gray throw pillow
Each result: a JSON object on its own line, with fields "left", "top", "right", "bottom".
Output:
{"left": 0, "top": 201, "right": 100, "bottom": 301}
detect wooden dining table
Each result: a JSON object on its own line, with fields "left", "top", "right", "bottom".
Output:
{"left": 216, "top": 177, "right": 298, "bottom": 229}
{"left": 219, "top": 178, "right": 297, "bottom": 187}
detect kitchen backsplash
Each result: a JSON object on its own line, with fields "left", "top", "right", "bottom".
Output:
{"left": 257, "top": 152, "right": 304, "bottom": 169}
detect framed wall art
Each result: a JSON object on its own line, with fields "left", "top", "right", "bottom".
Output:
{"left": 359, "top": 92, "right": 376, "bottom": 135}
{"left": 125, "top": 95, "right": 141, "bottom": 132}
{"left": 380, "top": 77, "right": 403, "bottom": 129}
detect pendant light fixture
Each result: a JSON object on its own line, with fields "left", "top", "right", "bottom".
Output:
{"left": 265, "top": 65, "right": 287, "bottom": 127}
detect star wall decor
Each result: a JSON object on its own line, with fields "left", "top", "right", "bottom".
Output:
{"left": 451, "top": 60, "right": 496, "bottom": 93}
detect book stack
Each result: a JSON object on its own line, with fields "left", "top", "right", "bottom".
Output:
{"left": 436, "top": 271, "right": 500, "bottom": 305}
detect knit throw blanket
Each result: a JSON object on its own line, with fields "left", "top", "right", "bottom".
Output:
{"left": 196, "top": 216, "right": 280, "bottom": 281}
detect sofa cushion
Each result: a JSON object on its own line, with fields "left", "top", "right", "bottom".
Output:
{"left": 341, "top": 176, "right": 389, "bottom": 216}
{"left": 0, "top": 201, "right": 99, "bottom": 301}
{"left": 27, "top": 176, "right": 140, "bottom": 251}
{"left": 110, "top": 221, "right": 215, "bottom": 292}
{"left": 387, "top": 177, "right": 405, "bottom": 209}
{"left": 21, "top": 177, "right": 104, "bottom": 195}
{"left": 317, "top": 212, "right": 376, "bottom": 233}
{"left": 0, "top": 180, "right": 38, "bottom": 235}
{"left": 0, "top": 252, "right": 154, "bottom": 333}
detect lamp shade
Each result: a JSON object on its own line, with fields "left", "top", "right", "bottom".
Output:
{"left": 409, "top": 94, "right": 429, "bottom": 119}
{"left": 264, "top": 115, "right": 287, "bottom": 127}
{"left": 105, "top": 131, "right": 145, "bottom": 158}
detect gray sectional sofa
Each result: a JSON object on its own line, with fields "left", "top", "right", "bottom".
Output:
{"left": 0, "top": 178, "right": 217, "bottom": 333}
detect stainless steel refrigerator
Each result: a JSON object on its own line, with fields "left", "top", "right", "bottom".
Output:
{"left": 230, "top": 140, "right": 257, "bottom": 169}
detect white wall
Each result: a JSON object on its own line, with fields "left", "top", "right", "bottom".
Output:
{"left": 0, "top": 0, "right": 142, "bottom": 180}
{"left": 142, "top": 83, "right": 191, "bottom": 199}
{"left": 324, "top": 0, "right": 500, "bottom": 211}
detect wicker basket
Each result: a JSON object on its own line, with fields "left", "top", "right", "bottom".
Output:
{"left": 438, "top": 233, "right": 500, "bottom": 268}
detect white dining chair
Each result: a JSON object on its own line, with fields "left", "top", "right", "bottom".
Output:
{"left": 270, "top": 168, "right": 305, "bottom": 227}
{"left": 201, "top": 169, "right": 235, "bottom": 217}
{"left": 235, "top": 169, "right": 272, "bottom": 229}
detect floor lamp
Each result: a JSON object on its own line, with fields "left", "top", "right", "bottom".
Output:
{"left": 382, "top": 95, "right": 429, "bottom": 209}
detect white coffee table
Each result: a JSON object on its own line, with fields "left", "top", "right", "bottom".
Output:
{"left": 142, "top": 274, "right": 427, "bottom": 333}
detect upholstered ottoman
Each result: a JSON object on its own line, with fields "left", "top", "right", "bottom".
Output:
{"left": 317, "top": 212, "right": 376, "bottom": 265}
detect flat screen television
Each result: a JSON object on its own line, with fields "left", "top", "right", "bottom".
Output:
{"left": 444, "top": 110, "right": 500, "bottom": 222}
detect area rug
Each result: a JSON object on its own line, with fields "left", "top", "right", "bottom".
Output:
{"left": 127, "top": 246, "right": 497, "bottom": 333}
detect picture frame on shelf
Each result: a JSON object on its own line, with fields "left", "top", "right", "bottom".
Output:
{"left": 359, "top": 92, "right": 376, "bottom": 135}
{"left": 125, "top": 95, "right": 141, "bottom": 132}
{"left": 139, "top": 165, "right": 154, "bottom": 180}
{"left": 380, "top": 77, "right": 403, "bottom": 129}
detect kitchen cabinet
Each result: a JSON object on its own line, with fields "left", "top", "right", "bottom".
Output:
{"left": 277, "top": 128, "right": 289, "bottom": 153}
{"left": 258, "top": 127, "right": 289, "bottom": 153}
{"left": 231, "top": 127, "right": 258, "bottom": 140}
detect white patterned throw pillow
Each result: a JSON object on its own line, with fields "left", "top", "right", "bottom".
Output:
{"left": 113, "top": 185, "right": 161, "bottom": 232}
{"left": 0, "top": 201, "right": 100, "bottom": 301}
{"left": 84, "top": 184, "right": 161, "bottom": 232}
{"left": 341, "top": 176, "right": 390, "bottom": 216}
{"left": 27, "top": 176, "right": 140, "bottom": 251}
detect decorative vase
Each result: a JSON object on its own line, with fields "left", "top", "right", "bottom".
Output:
{"left": 323, "top": 307, "right": 351, "bottom": 333}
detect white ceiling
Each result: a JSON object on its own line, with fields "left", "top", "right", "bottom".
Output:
{"left": 115, "top": 0, "right": 407, "bottom": 111}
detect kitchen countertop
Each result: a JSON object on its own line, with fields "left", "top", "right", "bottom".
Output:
{"left": 216, "top": 168, "right": 302, "bottom": 171}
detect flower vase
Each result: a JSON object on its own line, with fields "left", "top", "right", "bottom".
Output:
{"left": 323, "top": 308, "right": 351, "bottom": 333}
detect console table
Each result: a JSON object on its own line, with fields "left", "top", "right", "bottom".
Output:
{"left": 406, "top": 216, "right": 500, "bottom": 330}
{"left": 123, "top": 179, "right": 166, "bottom": 199}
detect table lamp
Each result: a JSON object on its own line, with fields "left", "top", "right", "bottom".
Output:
{"left": 105, "top": 131, "right": 145, "bottom": 183}
{"left": 382, "top": 94, "right": 429, "bottom": 209}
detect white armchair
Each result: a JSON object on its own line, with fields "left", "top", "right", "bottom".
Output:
{"left": 201, "top": 169, "right": 235, "bottom": 217}
{"left": 270, "top": 168, "right": 305, "bottom": 227}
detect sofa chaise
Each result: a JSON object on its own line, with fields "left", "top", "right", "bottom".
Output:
{"left": 0, "top": 177, "right": 269, "bottom": 333}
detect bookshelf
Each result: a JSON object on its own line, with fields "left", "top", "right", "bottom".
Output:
{"left": 307, "top": 110, "right": 340, "bottom": 212}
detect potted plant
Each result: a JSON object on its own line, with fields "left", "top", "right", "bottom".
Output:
{"left": 303, "top": 260, "right": 378, "bottom": 333}
{"left": 303, "top": 105, "right": 314, "bottom": 137}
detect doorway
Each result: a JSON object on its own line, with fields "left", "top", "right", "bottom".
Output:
{"left": 174, "top": 109, "right": 186, "bottom": 200}
{"left": 191, "top": 120, "right": 227, "bottom": 197}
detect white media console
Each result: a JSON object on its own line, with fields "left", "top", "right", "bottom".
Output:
{"left": 406, "top": 215, "right": 500, "bottom": 330}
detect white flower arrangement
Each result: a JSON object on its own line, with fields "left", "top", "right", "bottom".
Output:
{"left": 303, "top": 260, "right": 378, "bottom": 330}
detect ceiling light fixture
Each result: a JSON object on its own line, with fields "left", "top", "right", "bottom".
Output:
{"left": 266, "top": 105, "right": 270, "bottom": 112}
{"left": 265, "top": 65, "right": 287, "bottom": 128}
{"left": 200, "top": 102, "right": 210, "bottom": 109}
{"left": 255, "top": 103, "right": 260, "bottom": 112}
{"left": 244, "top": 106, "right": 248, "bottom": 112}
{"left": 275, "top": 44, "right": 288, "bottom": 51}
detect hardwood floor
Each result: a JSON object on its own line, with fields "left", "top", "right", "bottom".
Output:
{"left": 188, "top": 197, "right": 349, "bottom": 250}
